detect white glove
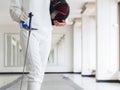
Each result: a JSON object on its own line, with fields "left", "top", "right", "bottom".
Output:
{"left": 19, "top": 12, "right": 28, "bottom": 22}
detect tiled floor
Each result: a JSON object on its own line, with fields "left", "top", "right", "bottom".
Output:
{"left": 0, "top": 74, "right": 120, "bottom": 90}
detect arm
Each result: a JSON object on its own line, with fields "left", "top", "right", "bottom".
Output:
{"left": 9, "top": 0, "right": 22, "bottom": 23}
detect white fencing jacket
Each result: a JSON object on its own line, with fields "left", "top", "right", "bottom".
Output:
{"left": 9, "top": 0, "right": 52, "bottom": 31}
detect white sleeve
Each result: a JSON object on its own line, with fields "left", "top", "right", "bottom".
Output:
{"left": 9, "top": 0, "right": 22, "bottom": 23}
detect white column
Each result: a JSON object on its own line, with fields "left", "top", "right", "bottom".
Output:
{"left": 96, "top": 0, "right": 119, "bottom": 80}
{"left": 58, "top": 37, "right": 64, "bottom": 66}
{"left": 73, "top": 19, "right": 82, "bottom": 72}
{"left": 57, "top": 41, "right": 62, "bottom": 66}
{"left": 81, "top": 16, "right": 96, "bottom": 75}
{"left": 54, "top": 45, "right": 58, "bottom": 65}
{"left": 0, "top": 33, "right": 4, "bottom": 71}
{"left": 60, "top": 36, "right": 66, "bottom": 66}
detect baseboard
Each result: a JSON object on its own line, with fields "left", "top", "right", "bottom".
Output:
{"left": 45, "top": 72, "right": 81, "bottom": 74}
{"left": 0, "top": 72, "right": 29, "bottom": 74}
{"left": 96, "top": 80, "right": 120, "bottom": 83}
{"left": 82, "top": 75, "right": 95, "bottom": 77}
{"left": 0, "top": 72, "right": 81, "bottom": 74}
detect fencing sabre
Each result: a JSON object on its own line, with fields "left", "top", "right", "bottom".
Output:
{"left": 20, "top": 12, "right": 38, "bottom": 90}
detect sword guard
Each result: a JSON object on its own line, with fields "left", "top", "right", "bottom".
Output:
{"left": 21, "top": 12, "right": 38, "bottom": 30}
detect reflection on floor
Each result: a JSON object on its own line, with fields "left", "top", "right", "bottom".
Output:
{"left": 0, "top": 75, "right": 21, "bottom": 90}
{"left": 63, "top": 74, "right": 120, "bottom": 90}
{"left": 7, "top": 74, "right": 83, "bottom": 90}
{"left": 0, "top": 74, "right": 120, "bottom": 90}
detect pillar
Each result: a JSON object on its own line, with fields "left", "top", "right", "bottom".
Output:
{"left": 73, "top": 18, "right": 82, "bottom": 73}
{"left": 96, "top": 0, "right": 119, "bottom": 80}
{"left": 81, "top": 16, "right": 96, "bottom": 75}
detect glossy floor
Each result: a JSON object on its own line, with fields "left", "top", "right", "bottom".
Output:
{"left": 7, "top": 74, "right": 83, "bottom": 90}
{"left": 64, "top": 74, "right": 120, "bottom": 90}
{"left": 0, "top": 74, "right": 120, "bottom": 90}
{"left": 0, "top": 75, "right": 21, "bottom": 90}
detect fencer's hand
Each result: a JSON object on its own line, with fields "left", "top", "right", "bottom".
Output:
{"left": 53, "top": 20, "right": 66, "bottom": 26}
{"left": 19, "top": 12, "right": 28, "bottom": 22}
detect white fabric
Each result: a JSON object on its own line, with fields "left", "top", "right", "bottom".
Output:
{"left": 28, "top": 81, "right": 41, "bottom": 90}
{"left": 9, "top": 0, "right": 52, "bottom": 90}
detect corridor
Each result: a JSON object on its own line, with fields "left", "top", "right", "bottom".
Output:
{"left": 0, "top": 0, "right": 120, "bottom": 90}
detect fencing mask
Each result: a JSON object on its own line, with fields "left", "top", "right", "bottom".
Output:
{"left": 50, "top": 0, "right": 70, "bottom": 25}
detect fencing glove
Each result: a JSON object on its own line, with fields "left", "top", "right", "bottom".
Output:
{"left": 20, "top": 12, "right": 28, "bottom": 22}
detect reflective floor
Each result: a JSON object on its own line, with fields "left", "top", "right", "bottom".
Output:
{"left": 64, "top": 74, "right": 120, "bottom": 90}
{"left": 0, "top": 75, "right": 21, "bottom": 90}
{"left": 0, "top": 74, "right": 120, "bottom": 90}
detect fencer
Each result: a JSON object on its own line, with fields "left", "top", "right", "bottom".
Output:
{"left": 9, "top": 0, "right": 66, "bottom": 90}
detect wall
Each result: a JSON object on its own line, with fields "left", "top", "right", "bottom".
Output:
{"left": 46, "top": 25, "right": 73, "bottom": 72}
{"left": 0, "top": 25, "right": 23, "bottom": 72}
{"left": 0, "top": 25, "right": 74, "bottom": 72}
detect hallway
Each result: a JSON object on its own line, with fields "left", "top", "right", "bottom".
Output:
{"left": 0, "top": 0, "right": 120, "bottom": 90}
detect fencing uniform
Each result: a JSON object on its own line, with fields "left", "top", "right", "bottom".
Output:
{"left": 9, "top": 0, "right": 52, "bottom": 90}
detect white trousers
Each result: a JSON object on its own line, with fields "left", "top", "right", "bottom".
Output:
{"left": 20, "top": 29, "right": 52, "bottom": 90}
